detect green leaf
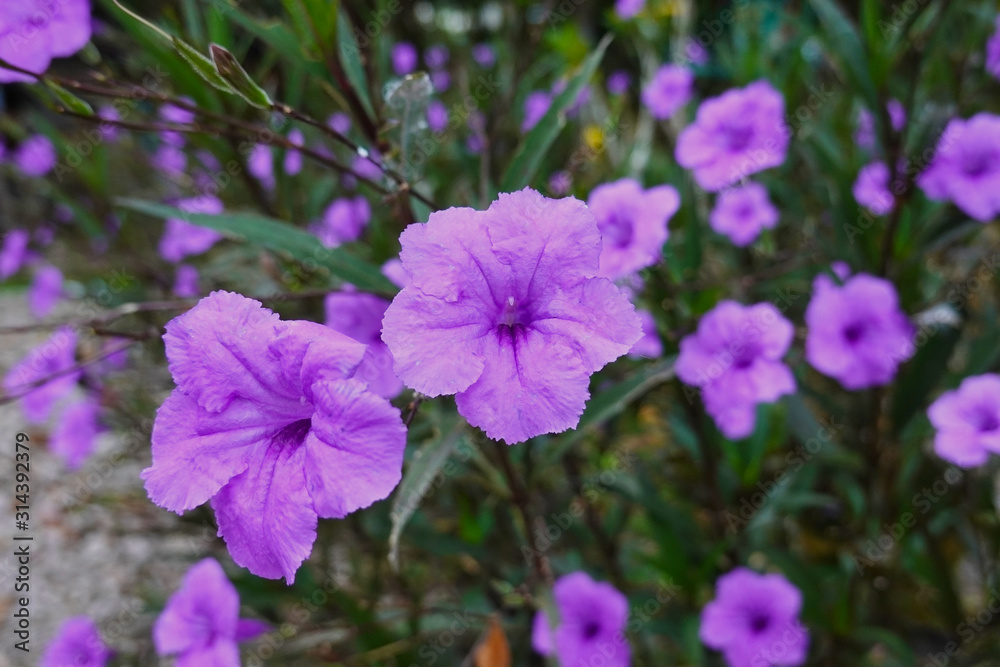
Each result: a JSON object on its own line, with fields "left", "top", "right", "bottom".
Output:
{"left": 499, "top": 33, "right": 612, "bottom": 193}
{"left": 543, "top": 356, "right": 675, "bottom": 466}
{"left": 209, "top": 43, "right": 272, "bottom": 108}
{"left": 115, "top": 198, "right": 396, "bottom": 294}
{"left": 807, "top": 0, "right": 878, "bottom": 112}
{"left": 172, "top": 36, "right": 236, "bottom": 94}
{"left": 890, "top": 312, "right": 962, "bottom": 433}
{"left": 43, "top": 81, "right": 94, "bottom": 115}
{"left": 336, "top": 7, "right": 375, "bottom": 118}
{"left": 388, "top": 418, "right": 466, "bottom": 572}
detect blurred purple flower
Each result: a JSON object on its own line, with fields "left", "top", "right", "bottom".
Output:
{"left": 34, "top": 225, "right": 55, "bottom": 247}
{"left": 709, "top": 182, "right": 779, "bottom": 247}
{"left": 852, "top": 161, "right": 894, "bottom": 216}
{"left": 615, "top": 0, "right": 645, "bottom": 19}
{"left": 15, "top": 135, "right": 57, "bottom": 177}
{"left": 158, "top": 195, "right": 224, "bottom": 263}
{"left": 532, "top": 571, "right": 630, "bottom": 667}
{"left": 684, "top": 38, "right": 709, "bottom": 65}
{"left": 152, "top": 142, "right": 187, "bottom": 178}
{"left": 327, "top": 112, "right": 352, "bottom": 135}
{"left": 700, "top": 568, "right": 809, "bottom": 667}
{"left": 352, "top": 152, "right": 383, "bottom": 182}
{"left": 141, "top": 292, "right": 407, "bottom": 581}
{"left": 929, "top": 374, "right": 1000, "bottom": 468}
{"left": 392, "top": 42, "right": 417, "bottom": 75}
{"left": 0, "top": 0, "right": 92, "bottom": 83}
{"left": 284, "top": 128, "right": 304, "bottom": 176}
{"left": 430, "top": 69, "right": 451, "bottom": 92}
{"left": 552, "top": 80, "right": 591, "bottom": 116}
{"left": 676, "top": 80, "right": 789, "bottom": 191}
{"left": 381, "top": 258, "right": 409, "bottom": 288}
{"left": 425, "top": 44, "right": 449, "bottom": 69}
{"left": 97, "top": 106, "right": 121, "bottom": 142}
{"left": 473, "top": 43, "right": 496, "bottom": 67}
{"left": 522, "top": 91, "right": 552, "bottom": 133}
{"left": 160, "top": 99, "right": 196, "bottom": 126}
{"left": 311, "top": 196, "right": 371, "bottom": 248}
{"left": 248, "top": 144, "right": 275, "bottom": 190}
{"left": 40, "top": 616, "right": 111, "bottom": 667}
{"left": 607, "top": 70, "right": 631, "bottom": 96}
{"left": 805, "top": 272, "right": 914, "bottom": 389}
{"left": 466, "top": 111, "right": 487, "bottom": 154}
{"left": 854, "top": 100, "right": 906, "bottom": 150}
{"left": 641, "top": 64, "right": 693, "bottom": 120}
{"left": 917, "top": 113, "right": 1000, "bottom": 221}
{"left": 51, "top": 397, "right": 102, "bottom": 470}
{"left": 427, "top": 100, "right": 449, "bottom": 133}
{"left": 548, "top": 170, "right": 572, "bottom": 196}
{"left": 676, "top": 301, "right": 795, "bottom": 439}
{"left": 382, "top": 189, "right": 641, "bottom": 443}
{"left": 0, "top": 229, "right": 30, "bottom": 279}
{"left": 173, "top": 264, "right": 200, "bottom": 298}
{"left": 629, "top": 309, "right": 662, "bottom": 358}
{"left": 325, "top": 291, "right": 402, "bottom": 398}
{"left": 988, "top": 16, "right": 1000, "bottom": 79}
{"left": 29, "top": 264, "right": 63, "bottom": 318}
{"left": 587, "top": 178, "right": 680, "bottom": 280}
{"left": 154, "top": 558, "right": 268, "bottom": 664}
{"left": 3, "top": 327, "right": 79, "bottom": 424}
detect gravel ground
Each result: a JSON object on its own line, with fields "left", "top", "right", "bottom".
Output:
{"left": 0, "top": 292, "right": 204, "bottom": 666}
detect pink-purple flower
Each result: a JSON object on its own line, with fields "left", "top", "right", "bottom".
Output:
{"left": 158, "top": 196, "right": 224, "bottom": 262}
{"left": 392, "top": 42, "right": 418, "bottom": 76}
{"left": 676, "top": 80, "right": 789, "bottom": 191}
{"left": 427, "top": 100, "right": 449, "bottom": 133}
{"left": 629, "top": 309, "right": 662, "bottom": 358}
{"left": 700, "top": 568, "right": 809, "bottom": 667}
{"left": 987, "top": 16, "right": 1000, "bottom": 80}
{"left": 153, "top": 558, "right": 268, "bottom": 665}
{"left": 284, "top": 128, "right": 304, "bottom": 176}
{"left": 173, "top": 264, "right": 200, "bottom": 298}
{"left": 310, "top": 196, "right": 371, "bottom": 248}
{"left": 522, "top": 91, "right": 552, "bottom": 133}
{"left": 4, "top": 327, "right": 78, "bottom": 424}
{"left": 14, "top": 135, "right": 57, "bottom": 177}
{"left": 0, "top": 0, "right": 92, "bottom": 83}
{"left": 917, "top": 113, "right": 1000, "bottom": 222}
{"left": 615, "top": 0, "right": 645, "bottom": 19}
{"left": 50, "top": 397, "right": 101, "bottom": 470}
{"left": 804, "top": 272, "right": 914, "bottom": 390}
{"left": 28, "top": 264, "right": 63, "bottom": 318}
{"left": 709, "top": 182, "right": 779, "bottom": 246}
{"left": 532, "top": 571, "right": 630, "bottom": 667}
{"left": 473, "top": 43, "right": 496, "bottom": 68}
{"left": 641, "top": 64, "right": 693, "bottom": 120}
{"left": 382, "top": 189, "right": 642, "bottom": 444}
{"left": 0, "top": 229, "right": 30, "bottom": 279}
{"left": 41, "top": 616, "right": 111, "bottom": 667}
{"left": 141, "top": 291, "right": 407, "bottom": 581}
{"left": 325, "top": 291, "right": 402, "bottom": 399}
{"left": 676, "top": 301, "right": 796, "bottom": 439}
{"left": 852, "top": 161, "right": 894, "bottom": 216}
{"left": 607, "top": 70, "right": 631, "bottom": 96}
{"left": 586, "top": 178, "right": 680, "bottom": 279}
{"left": 928, "top": 374, "right": 1000, "bottom": 468}
{"left": 247, "top": 144, "right": 275, "bottom": 190}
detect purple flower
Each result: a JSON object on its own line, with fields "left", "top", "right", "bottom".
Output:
{"left": 352, "top": 152, "right": 383, "bottom": 182}
{"left": 586, "top": 178, "right": 680, "bottom": 280}
{"left": 160, "top": 100, "right": 196, "bottom": 126}
{"left": 0, "top": 0, "right": 92, "bottom": 83}
{"left": 629, "top": 309, "right": 662, "bottom": 358}
{"left": 427, "top": 100, "right": 449, "bottom": 133}
{"left": 473, "top": 43, "right": 496, "bottom": 68}
{"left": 327, "top": 112, "right": 351, "bottom": 135}
{"left": 431, "top": 69, "right": 451, "bottom": 92}
{"left": 531, "top": 572, "right": 630, "bottom": 667}
{"left": 382, "top": 189, "right": 642, "bottom": 443}
{"left": 154, "top": 558, "right": 268, "bottom": 665}
{"left": 854, "top": 100, "right": 906, "bottom": 150}
{"left": 248, "top": 144, "right": 275, "bottom": 191}
{"left": 15, "top": 135, "right": 57, "bottom": 177}
{"left": 852, "top": 161, "right": 894, "bottom": 216}
{"left": 51, "top": 397, "right": 101, "bottom": 470}
{"left": 709, "top": 182, "right": 779, "bottom": 246}
{"left": 888, "top": 99, "right": 906, "bottom": 132}
{"left": 804, "top": 273, "right": 914, "bottom": 390}
{"left": 522, "top": 91, "right": 552, "bottom": 133}
{"left": 642, "top": 64, "right": 693, "bottom": 120}
{"left": 466, "top": 111, "right": 487, "bottom": 154}
{"left": 615, "top": 0, "right": 645, "bottom": 19}
{"left": 325, "top": 291, "right": 402, "bottom": 398}
{"left": 97, "top": 106, "right": 121, "bottom": 142}
{"left": 683, "top": 38, "right": 709, "bottom": 66}
{"left": 425, "top": 44, "right": 449, "bottom": 69}
{"left": 607, "top": 70, "right": 631, "bottom": 96}
{"left": 928, "top": 374, "right": 1000, "bottom": 468}
{"left": 700, "top": 568, "right": 809, "bottom": 667}
{"left": 29, "top": 264, "right": 63, "bottom": 318}
{"left": 158, "top": 196, "right": 224, "bottom": 262}
{"left": 284, "top": 128, "right": 304, "bottom": 176}
{"left": 676, "top": 80, "right": 789, "bottom": 192}
{"left": 311, "top": 196, "right": 371, "bottom": 248}
{"left": 676, "top": 301, "right": 795, "bottom": 439}
{"left": 4, "top": 327, "right": 78, "bottom": 423}
{"left": 548, "top": 170, "right": 572, "bottom": 196}
{"left": 141, "top": 291, "right": 407, "bottom": 581}
{"left": 988, "top": 16, "right": 1000, "bottom": 79}
{"left": 381, "top": 259, "right": 409, "bottom": 288}
{"left": 917, "top": 113, "right": 1000, "bottom": 222}
{"left": 392, "top": 42, "right": 417, "bottom": 76}
{"left": 41, "top": 616, "right": 111, "bottom": 667}
{"left": 152, "top": 141, "right": 186, "bottom": 178}
{"left": 173, "top": 264, "right": 200, "bottom": 298}
{"left": 0, "top": 229, "right": 30, "bottom": 279}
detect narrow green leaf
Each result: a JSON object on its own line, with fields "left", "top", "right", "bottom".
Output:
{"left": 44, "top": 81, "right": 94, "bottom": 115}
{"left": 336, "top": 7, "right": 375, "bottom": 118}
{"left": 209, "top": 43, "right": 272, "bottom": 108}
{"left": 807, "top": 0, "right": 879, "bottom": 112}
{"left": 499, "top": 34, "right": 612, "bottom": 193}
{"left": 172, "top": 36, "right": 236, "bottom": 94}
{"left": 115, "top": 198, "right": 396, "bottom": 294}
{"left": 388, "top": 418, "right": 466, "bottom": 572}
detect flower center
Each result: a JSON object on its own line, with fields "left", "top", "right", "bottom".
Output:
{"left": 749, "top": 613, "right": 770, "bottom": 634}
{"left": 601, "top": 212, "right": 635, "bottom": 249}
{"left": 724, "top": 121, "right": 755, "bottom": 152}
{"left": 582, "top": 620, "right": 601, "bottom": 640}
{"left": 976, "top": 410, "right": 1000, "bottom": 433}
{"left": 275, "top": 419, "right": 312, "bottom": 447}
{"left": 843, "top": 322, "right": 866, "bottom": 344}
{"left": 962, "top": 147, "right": 996, "bottom": 178}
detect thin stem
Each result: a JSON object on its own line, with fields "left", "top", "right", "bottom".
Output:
{"left": 492, "top": 440, "right": 552, "bottom": 587}
{"left": 0, "top": 340, "right": 137, "bottom": 406}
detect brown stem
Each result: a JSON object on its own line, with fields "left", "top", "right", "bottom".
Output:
{"left": 0, "top": 340, "right": 137, "bottom": 406}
